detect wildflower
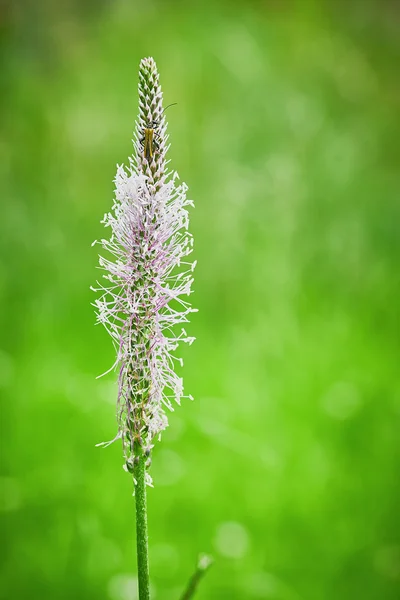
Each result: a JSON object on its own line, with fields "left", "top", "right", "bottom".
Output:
{"left": 92, "top": 57, "right": 196, "bottom": 480}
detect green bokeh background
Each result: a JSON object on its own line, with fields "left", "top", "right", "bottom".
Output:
{"left": 1, "top": 1, "right": 400, "bottom": 599}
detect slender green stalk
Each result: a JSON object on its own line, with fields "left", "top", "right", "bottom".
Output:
{"left": 180, "top": 555, "right": 213, "bottom": 600}
{"left": 133, "top": 447, "right": 150, "bottom": 600}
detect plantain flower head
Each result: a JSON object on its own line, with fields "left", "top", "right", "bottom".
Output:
{"left": 92, "top": 57, "right": 196, "bottom": 480}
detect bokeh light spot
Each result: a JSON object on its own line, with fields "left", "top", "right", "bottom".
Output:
{"left": 214, "top": 521, "right": 250, "bottom": 559}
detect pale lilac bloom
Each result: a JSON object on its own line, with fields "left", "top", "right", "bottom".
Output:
{"left": 92, "top": 58, "right": 196, "bottom": 478}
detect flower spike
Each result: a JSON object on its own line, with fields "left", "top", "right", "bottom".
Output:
{"left": 93, "top": 57, "right": 196, "bottom": 482}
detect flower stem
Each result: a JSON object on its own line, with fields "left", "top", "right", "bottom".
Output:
{"left": 180, "top": 555, "right": 213, "bottom": 600}
{"left": 134, "top": 446, "right": 150, "bottom": 600}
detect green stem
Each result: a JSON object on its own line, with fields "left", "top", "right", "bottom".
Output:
{"left": 133, "top": 447, "right": 150, "bottom": 600}
{"left": 180, "top": 555, "right": 213, "bottom": 600}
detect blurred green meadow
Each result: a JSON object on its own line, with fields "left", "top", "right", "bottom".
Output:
{"left": 1, "top": 1, "right": 400, "bottom": 598}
